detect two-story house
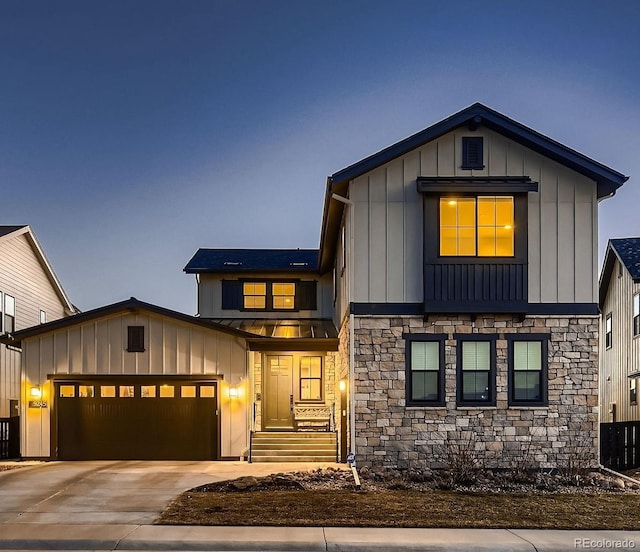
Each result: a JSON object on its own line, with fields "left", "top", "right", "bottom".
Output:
{"left": 4, "top": 104, "right": 628, "bottom": 468}
{"left": 0, "top": 225, "right": 75, "bottom": 457}
{"left": 599, "top": 238, "right": 640, "bottom": 469}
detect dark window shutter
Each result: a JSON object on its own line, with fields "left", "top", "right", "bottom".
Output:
{"left": 297, "top": 281, "right": 317, "bottom": 310}
{"left": 221, "top": 280, "right": 243, "bottom": 310}
{"left": 462, "top": 137, "right": 484, "bottom": 169}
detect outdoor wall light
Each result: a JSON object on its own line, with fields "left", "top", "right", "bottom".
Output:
{"left": 339, "top": 380, "right": 346, "bottom": 392}
{"left": 30, "top": 386, "right": 42, "bottom": 398}
{"left": 228, "top": 386, "right": 239, "bottom": 398}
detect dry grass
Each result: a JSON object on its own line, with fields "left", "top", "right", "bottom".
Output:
{"left": 157, "top": 489, "right": 640, "bottom": 529}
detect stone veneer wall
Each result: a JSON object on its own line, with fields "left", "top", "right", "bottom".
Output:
{"left": 352, "top": 315, "right": 599, "bottom": 470}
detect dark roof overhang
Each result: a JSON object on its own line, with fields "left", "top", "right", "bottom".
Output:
{"left": 320, "top": 102, "right": 629, "bottom": 273}
{"left": 417, "top": 176, "right": 539, "bottom": 194}
{"left": 184, "top": 249, "right": 319, "bottom": 274}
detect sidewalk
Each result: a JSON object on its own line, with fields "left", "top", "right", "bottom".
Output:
{"left": 0, "top": 523, "right": 639, "bottom": 551}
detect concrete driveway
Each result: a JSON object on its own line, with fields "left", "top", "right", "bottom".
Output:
{"left": 0, "top": 460, "right": 340, "bottom": 525}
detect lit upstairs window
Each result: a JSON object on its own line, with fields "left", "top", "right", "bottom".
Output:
{"left": 272, "top": 283, "right": 295, "bottom": 309}
{"left": 243, "top": 283, "right": 266, "bottom": 309}
{"left": 440, "top": 196, "right": 513, "bottom": 257}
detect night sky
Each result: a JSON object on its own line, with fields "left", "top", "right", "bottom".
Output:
{"left": 2, "top": 0, "right": 638, "bottom": 313}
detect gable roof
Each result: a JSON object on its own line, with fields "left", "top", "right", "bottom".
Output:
{"left": 320, "top": 102, "right": 629, "bottom": 273}
{"left": 0, "top": 225, "right": 76, "bottom": 314}
{"left": 184, "top": 249, "right": 319, "bottom": 273}
{"left": 599, "top": 238, "right": 640, "bottom": 307}
{"left": 0, "top": 297, "right": 260, "bottom": 346}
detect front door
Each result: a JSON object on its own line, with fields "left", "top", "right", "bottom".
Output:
{"left": 264, "top": 355, "right": 293, "bottom": 430}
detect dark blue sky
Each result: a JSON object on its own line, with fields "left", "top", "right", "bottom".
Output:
{"left": 2, "top": 0, "right": 638, "bottom": 312}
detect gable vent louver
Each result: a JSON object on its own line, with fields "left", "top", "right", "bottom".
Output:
{"left": 462, "top": 137, "right": 484, "bottom": 170}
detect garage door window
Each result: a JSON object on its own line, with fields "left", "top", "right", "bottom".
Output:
{"left": 119, "top": 385, "right": 135, "bottom": 398}
{"left": 141, "top": 385, "right": 156, "bottom": 398}
{"left": 159, "top": 385, "right": 175, "bottom": 398}
{"left": 200, "top": 385, "right": 215, "bottom": 398}
{"left": 60, "top": 385, "right": 75, "bottom": 397}
{"left": 101, "top": 386, "right": 116, "bottom": 397}
{"left": 79, "top": 385, "right": 94, "bottom": 398}
{"left": 181, "top": 385, "right": 196, "bottom": 398}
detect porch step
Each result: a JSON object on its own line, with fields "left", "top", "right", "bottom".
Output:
{"left": 250, "top": 431, "right": 337, "bottom": 463}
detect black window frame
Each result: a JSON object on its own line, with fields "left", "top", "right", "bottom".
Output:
{"left": 633, "top": 293, "right": 639, "bottom": 338}
{"left": 299, "top": 355, "right": 323, "bottom": 402}
{"left": 462, "top": 136, "right": 485, "bottom": 170}
{"left": 507, "top": 334, "right": 549, "bottom": 407}
{"left": 605, "top": 313, "right": 612, "bottom": 349}
{"left": 630, "top": 378, "right": 638, "bottom": 406}
{"left": 455, "top": 334, "right": 496, "bottom": 407}
{"left": 4, "top": 294, "right": 15, "bottom": 334}
{"left": 127, "top": 325, "right": 145, "bottom": 353}
{"left": 404, "top": 333, "right": 447, "bottom": 406}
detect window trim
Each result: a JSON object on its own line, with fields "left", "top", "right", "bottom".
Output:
{"left": 455, "top": 334, "right": 496, "bottom": 407}
{"left": 506, "top": 334, "right": 549, "bottom": 407}
{"left": 404, "top": 333, "right": 447, "bottom": 406}
{"left": 633, "top": 293, "right": 639, "bottom": 338}
{"left": 630, "top": 377, "right": 638, "bottom": 407}
{"left": 605, "top": 312, "right": 613, "bottom": 349}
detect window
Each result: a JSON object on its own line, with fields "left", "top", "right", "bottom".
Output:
{"left": 100, "top": 386, "right": 116, "bottom": 398}
{"left": 456, "top": 336, "right": 496, "bottom": 406}
{"left": 4, "top": 294, "right": 15, "bottom": 333}
{"left": 39, "top": 310, "right": 46, "bottom": 324}
{"left": 300, "top": 356, "right": 323, "bottom": 401}
{"left": 508, "top": 336, "right": 549, "bottom": 406}
{"left": 634, "top": 294, "right": 639, "bottom": 337}
{"left": 159, "top": 385, "right": 174, "bottom": 398}
{"left": 605, "top": 313, "right": 612, "bottom": 349}
{"left": 78, "top": 385, "right": 94, "bottom": 398}
{"left": 440, "top": 196, "right": 514, "bottom": 257}
{"left": 59, "top": 385, "right": 75, "bottom": 397}
{"left": 243, "top": 282, "right": 266, "bottom": 309}
{"left": 462, "top": 137, "right": 484, "bottom": 169}
{"left": 405, "top": 334, "right": 446, "bottom": 406}
{"left": 127, "top": 326, "right": 145, "bottom": 352}
{"left": 631, "top": 378, "right": 638, "bottom": 406}
{"left": 141, "top": 385, "right": 156, "bottom": 398}
{"left": 272, "top": 283, "right": 295, "bottom": 309}
{"left": 181, "top": 385, "right": 196, "bottom": 398}
{"left": 119, "top": 385, "right": 135, "bottom": 398}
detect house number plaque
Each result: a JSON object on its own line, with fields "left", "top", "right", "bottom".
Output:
{"left": 28, "top": 400, "right": 48, "bottom": 408}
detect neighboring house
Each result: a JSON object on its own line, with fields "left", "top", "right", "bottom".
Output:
{"left": 599, "top": 238, "right": 640, "bottom": 468}
{"left": 0, "top": 225, "right": 75, "bottom": 420}
{"left": 3, "top": 103, "right": 629, "bottom": 468}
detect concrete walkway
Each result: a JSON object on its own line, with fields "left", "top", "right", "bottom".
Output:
{"left": 0, "top": 523, "right": 639, "bottom": 551}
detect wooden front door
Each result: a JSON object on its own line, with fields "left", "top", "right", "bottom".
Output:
{"left": 264, "top": 355, "right": 293, "bottom": 430}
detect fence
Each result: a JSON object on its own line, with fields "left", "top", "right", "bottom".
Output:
{"left": 0, "top": 417, "right": 20, "bottom": 459}
{"left": 600, "top": 421, "right": 640, "bottom": 471}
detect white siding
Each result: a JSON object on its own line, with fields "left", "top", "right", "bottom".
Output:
{"left": 22, "top": 310, "right": 248, "bottom": 458}
{"left": 600, "top": 257, "right": 640, "bottom": 422}
{"left": 0, "top": 232, "right": 69, "bottom": 416}
{"left": 349, "top": 127, "right": 598, "bottom": 305}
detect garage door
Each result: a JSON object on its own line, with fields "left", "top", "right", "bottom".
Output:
{"left": 54, "top": 379, "right": 218, "bottom": 460}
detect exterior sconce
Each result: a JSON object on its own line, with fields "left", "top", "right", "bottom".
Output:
{"left": 339, "top": 380, "right": 346, "bottom": 392}
{"left": 30, "top": 386, "right": 42, "bottom": 399}
{"left": 228, "top": 386, "right": 239, "bottom": 398}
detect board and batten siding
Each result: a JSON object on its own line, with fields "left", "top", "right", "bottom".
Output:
{"left": 197, "top": 272, "right": 333, "bottom": 319}
{"left": 348, "top": 127, "right": 598, "bottom": 306}
{"left": 22, "top": 311, "right": 248, "bottom": 459}
{"left": 0, "top": 232, "right": 69, "bottom": 417}
{"left": 600, "top": 256, "right": 640, "bottom": 422}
